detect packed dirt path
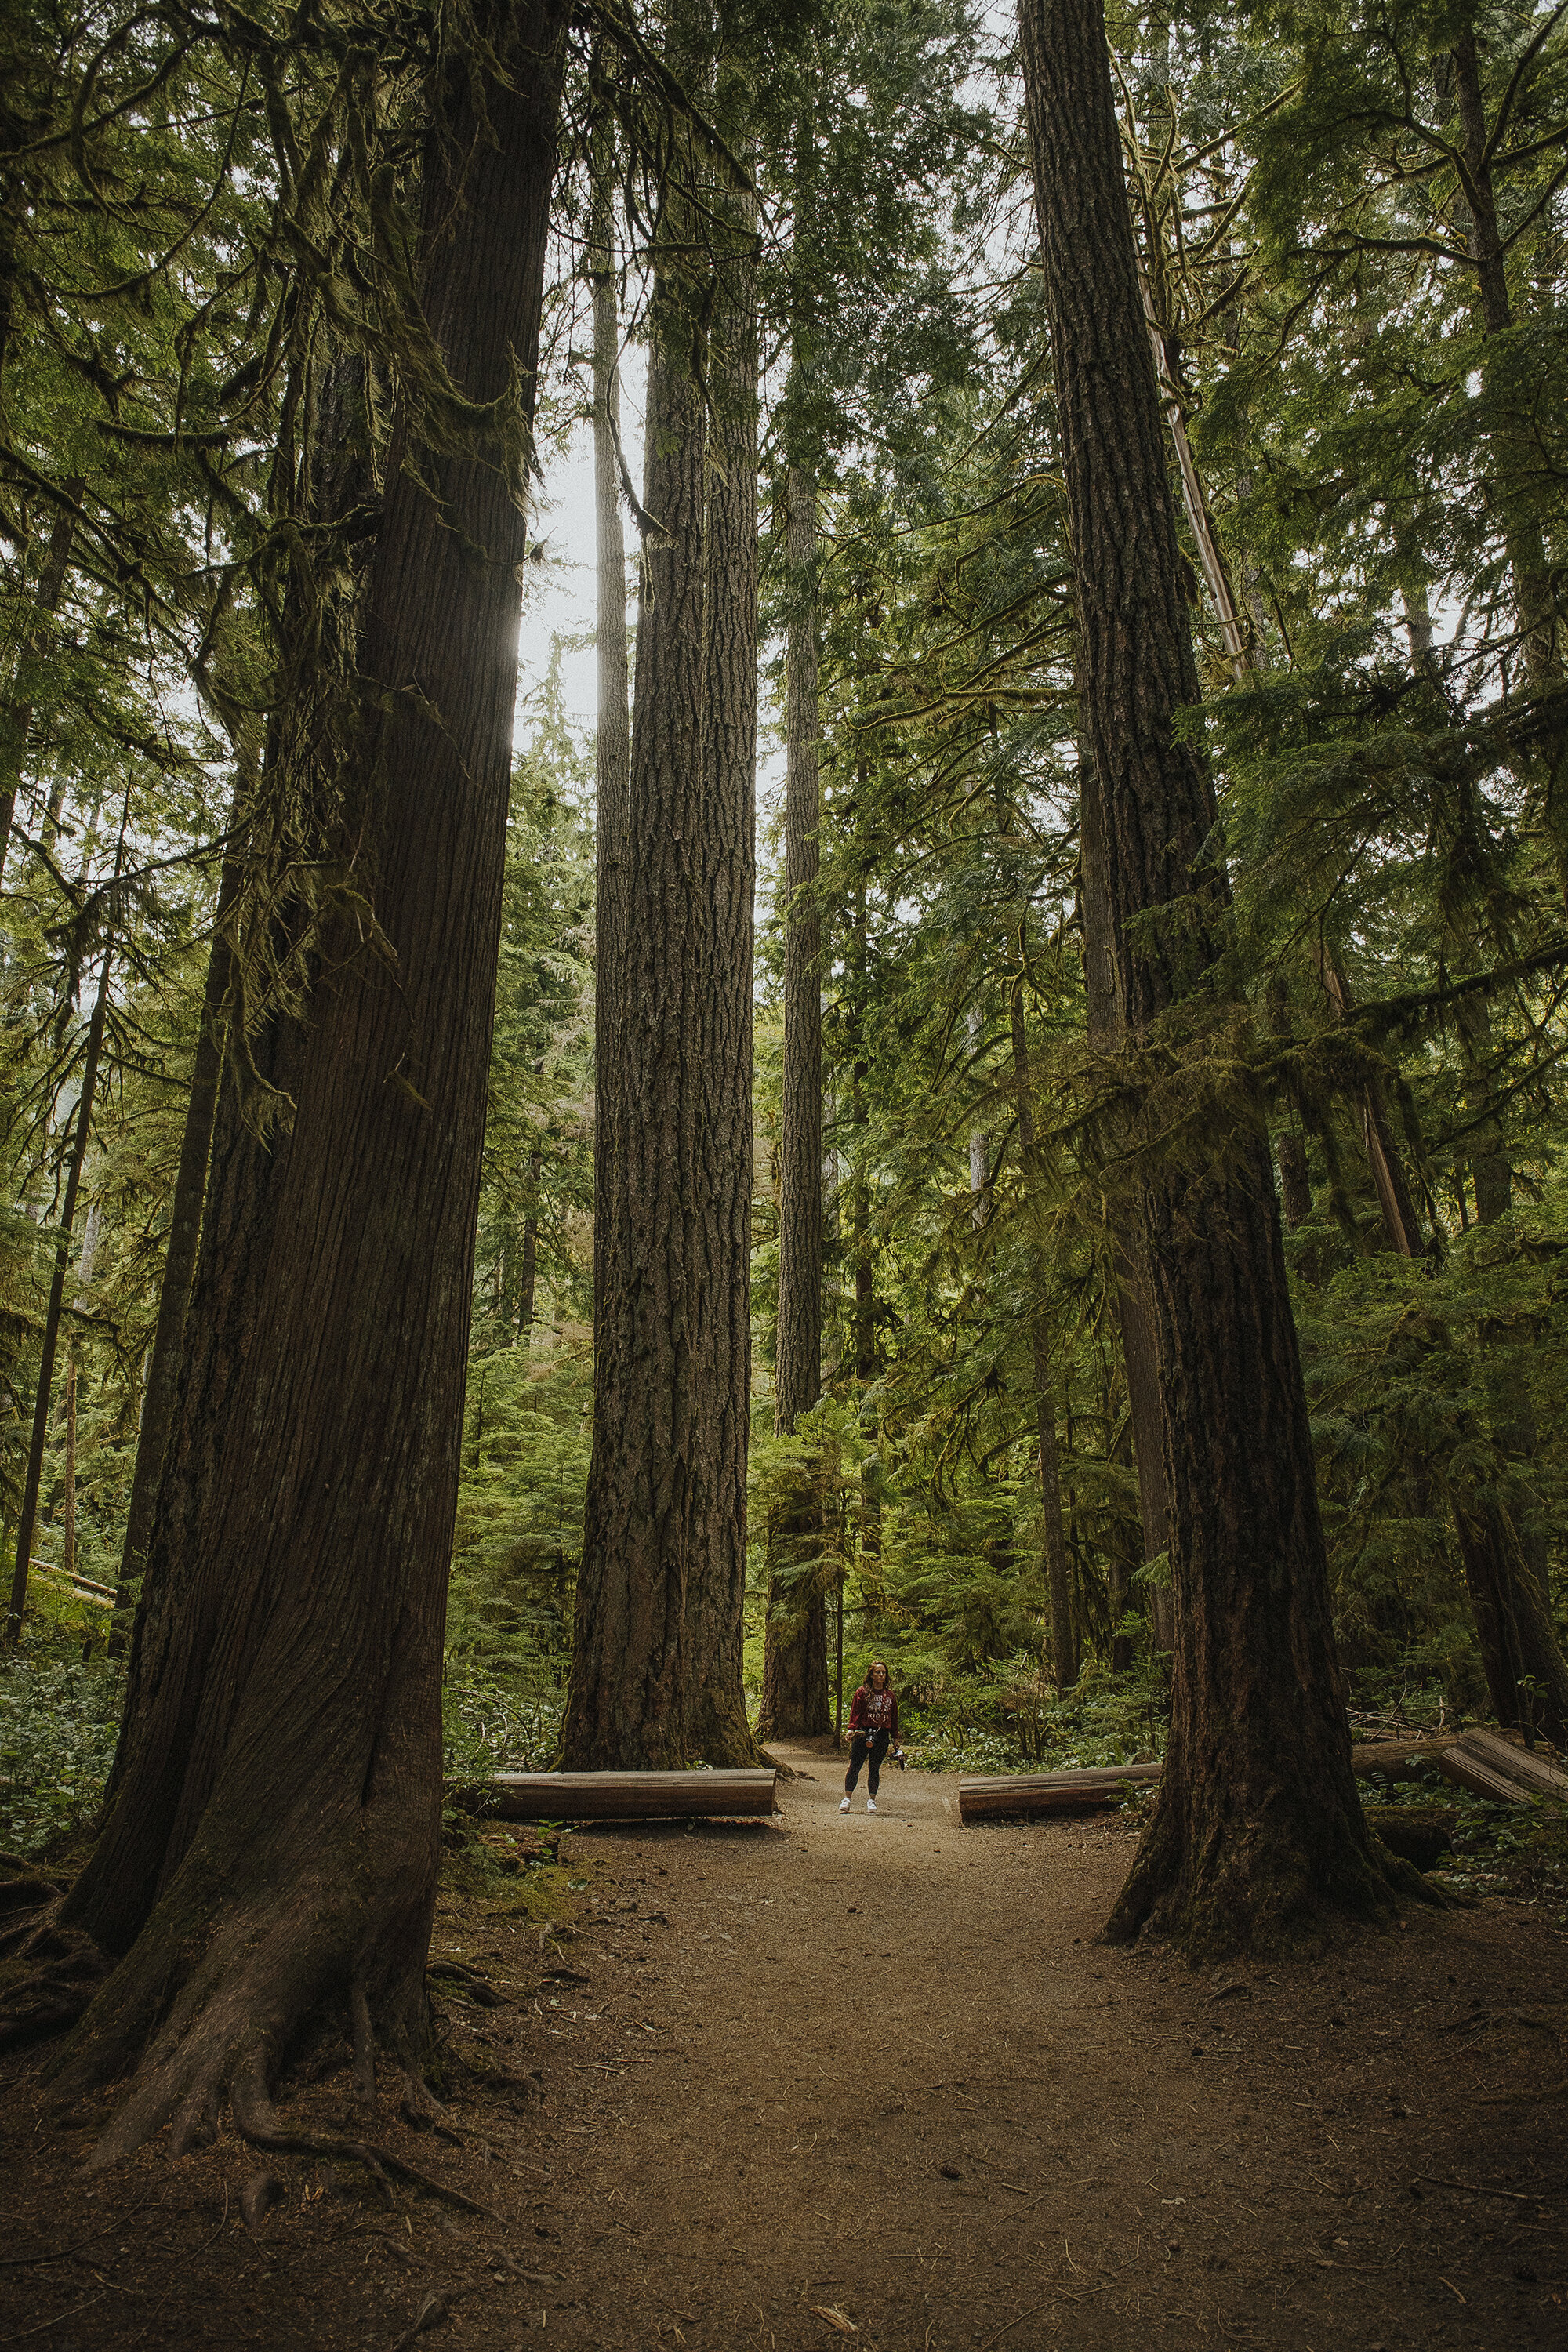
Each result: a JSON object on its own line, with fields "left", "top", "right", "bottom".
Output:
{"left": 4, "top": 1741, "right": 1567, "bottom": 2350}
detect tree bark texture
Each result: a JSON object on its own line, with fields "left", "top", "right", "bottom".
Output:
{"left": 590, "top": 118, "right": 630, "bottom": 1332}
{"left": 1079, "top": 727, "right": 1173, "bottom": 1649}
{"left": 1008, "top": 962, "right": 1076, "bottom": 1691}
{"left": 565, "top": 124, "right": 760, "bottom": 1766}
{"left": 683, "top": 183, "right": 764, "bottom": 1768}
{"left": 1021, "top": 0, "right": 1403, "bottom": 1953}
{"left": 111, "top": 859, "right": 238, "bottom": 1648}
{"left": 756, "top": 461, "right": 831, "bottom": 1740}
{"left": 51, "top": 5, "right": 568, "bottom": 2151}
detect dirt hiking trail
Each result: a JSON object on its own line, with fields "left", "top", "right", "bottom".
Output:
{"left": 3, "top": 1740, "right": 1566, "bottom": 2351}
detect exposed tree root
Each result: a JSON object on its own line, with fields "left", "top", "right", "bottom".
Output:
{"left": 1105, "top": 1775, "right": 1443, "bottom": 1962}
{"left": 0, "top": 1902, "right": 112, "bottom": 2053}
{"left": 229, "top": 2053, "right": 503, "bottom": 2219}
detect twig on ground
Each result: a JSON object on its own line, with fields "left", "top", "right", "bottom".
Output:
{"left": 1417, "top": 2175, "right": 1539, "bottom": 2201}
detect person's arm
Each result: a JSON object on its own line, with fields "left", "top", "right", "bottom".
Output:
{"left": 848, "top": 1686, "right": 867, "bottom": 1733}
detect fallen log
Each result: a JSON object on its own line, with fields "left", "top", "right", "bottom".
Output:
{"left": 1349, "top": 1737, "right": 1459, "bottom": 1783}
{"left": 960, "top": 1738, "right": 1458, "bottom": 1824}
{"left": 957, "top": 1764, "right": 1163, "bottom": 1822}
{"left": 471, "top": 1769, "right": 778, "bottom": 1823}
{"left": 1436, "top": 1731, "right": 1568, "bottom": 1805}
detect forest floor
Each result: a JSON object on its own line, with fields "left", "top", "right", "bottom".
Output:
{"left": 3, "top": 1740, "right": 1566, "bottom": 2352}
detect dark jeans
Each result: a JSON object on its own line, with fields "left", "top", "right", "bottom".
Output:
{"left": 845, "top": 1729, "right": 889, "bottom": 1797}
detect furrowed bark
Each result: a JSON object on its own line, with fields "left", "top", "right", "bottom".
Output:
{"left": 1021, "top": 0, "right": 1406, "bottom": 1955}
{"left": 51, "top": 3, "right": 568, "bottom": 2143}
{"left": 590, "top": 107, "right": 630, "bottom": 1334}
{"left": 563, "top": 193, "right": 711, "bottom": 1769}
{"left": 1079, "top": 728, "right": 1172, "bottom": 1650}
{"left": 683, "top": 158, "right": 766, "bottom": 1769}
{"left": 111, "top": 858, "right": 238, "bottom": 1650}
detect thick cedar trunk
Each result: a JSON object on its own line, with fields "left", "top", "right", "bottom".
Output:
{"left": 1021, "top": 0, "right": 1401, "bottom": 1952}
{"left": 563, "top": 157, "right": 721, "bottom": 1765}
{"left": 1079, "top": 727, "right": 1173, "bottom": 1650}
{"left": 590, "top": 118, "right": 630, "bottom": 1335}
{"left": 682, "top": 180, "right": 765, "bottom": 1768}
{"left": 51, "top": 7, "right": 567, "bottom": 2147}
{"left": 1008, "top": 963, "right": 1076, "bottom": 1691}
{"left": 757, "top": 457, "right": 831, "bottom": 1742}
{"left": 5, "top": 943, "right": 113, "bottom": 1644}
{"left": 111, "top": 860, "right": 238, "bottom": 1649}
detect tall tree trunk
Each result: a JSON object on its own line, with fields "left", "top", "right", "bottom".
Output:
{"left": 1079, "top": 724, "right": 1173, "bottom": 1650}
{"left": 681, "top": 162, "right": 765, "bottom": 1768}
{"left": 5, "top": 939, "right": 113, "bottom": 1645}
{"left": 590, "top": 107, "right": 630, "bottom": 1334}
{"left": 1008, "top": 953, "right": 1076, "bottom": 1691}
{"left": 516, "top": 1146, "right": 542, "bottom": 1346}
{"left": 1449, "top": 27, "right": 1560, "bottom": 700}
{"left": 562, "top": 163, "right": 714, "bottom": 1768}
{"left": 850, "top": 880, "right": 875, "bottom": 1384}
{"left": 1452, "top": 1492, "right": 1568, "bottom": 1748}
{"left": 1021, "top": 0, "right": 1406, "bottom": 1953}
{"left": 1317, "top": 950, "right": 1426, "bottom": 1256}
{"left": 61, "top": 1361, "right": 77, "bottom": 1586}
{"left": 0, "top": 488, "right": 81, "bottom": 890}
{"left": 51, "top": 7, "right": 568, "bottom": 2154}
{"left": 111, "top": 858, "right": 238, "bottom": 1650}
{"left": 756, "top": 456, "right": 831, "bottom": 1741}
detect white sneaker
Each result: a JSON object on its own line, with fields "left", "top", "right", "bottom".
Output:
{"left": 839, "top": 1796, "right": 851, "bottom": 1813}
{"left": 866, "top": 1798, "right": 877, "bottom": 1813}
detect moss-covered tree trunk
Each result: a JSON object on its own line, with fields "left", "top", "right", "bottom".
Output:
{"left": 50, "top": 1, "right": 567, "bottom": 2150}
{"left": 1021, "top": 0, "right": 1406, "bottom": 1954}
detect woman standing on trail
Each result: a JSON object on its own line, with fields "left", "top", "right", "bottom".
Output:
{"left": 839, "top": 1659, "right": 902, "bottom": 1813}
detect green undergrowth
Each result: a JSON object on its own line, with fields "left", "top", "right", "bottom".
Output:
{"left": 900, "top": 1654, "right": 1171, "bottom": 1775}
{"left": 0, "top": 1612, "right": 124, "bottom": 1857}
{"left": 1354, "top": 1748, "right": 1568, "bottom": 1922}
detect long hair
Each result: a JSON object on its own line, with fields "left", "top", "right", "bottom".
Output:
{"left": 864, "top": 1657, "right": 892, "bottom": 1694}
